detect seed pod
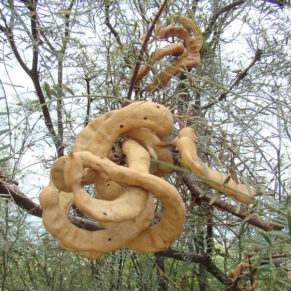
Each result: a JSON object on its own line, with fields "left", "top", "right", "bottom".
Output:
{"left": 174, "top": 127, "right": 255, "bottom": 204}
{"left": 72, "top": 151, "right": 185, "bottom": 252}
{"left": 65, "top": 140, "right": 151, "bottom": 222}
{"left": 39, "top": 181, "right": 154, "bottom": 253}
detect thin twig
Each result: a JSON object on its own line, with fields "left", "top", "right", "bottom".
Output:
{"left": 104, "top": 1, "right": 122, "bottom": 46}
{"left": 204, "top": 0, "right": 246, "bottom": 39}
{"left": 127, "top": 0, "right": 168, "bottom": 100}
{"left": 202, "top": 49, "right": 263, "bottom": 110}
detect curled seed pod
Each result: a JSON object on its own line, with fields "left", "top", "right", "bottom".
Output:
{"left": 51, "top": 102, "right": 173, "bottom": 192}
{"left": 133, "top": 16, "right": 203, "bottom": 91}
{"left": 39, "top": 181, "right": 154, "bottom": 254}
{"left": 65, "top": 141, "right": 151, "bottom": 223}
{"left": 126, "top": 128, "right": 173, "bottom": 176}
{"left": 229, "top": 263, "right": 258, "bottom": 291}
{"left": 73, "top": 152, "right": 185, "bottom": 253}
{"left": 174, "top": 127, "right": 255, "bottom": 204}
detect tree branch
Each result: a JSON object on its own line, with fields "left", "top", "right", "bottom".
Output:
{"left": 265, "top": 0, "right": 288, "bottom": 7}
{"left": 127, "top": 0, "right": 168, "bottom": 101}
{"left": 0, "top": 179, "right": 103, "bottom": 231}
{"left": 154, "top": 254, "right": 168, "bottom": 290}
{"left": 156, "top": 248, "right": 239, "bottom": 289}
{"left": 202, "top": 49, "right": 263, "bottom": 110}
{"left": 30, "top": 3, "right": 39, "bottom": 74}
{"left": 84, "top": 78, "right": 92, "bottom": 126}
{"left": 0, "top": 179, "right": 42, "bottom": 217}
{"left": 5, "top": 28, "right": 32, "bottom": 76}
{"left": 31, "top": 76, "right": 64, "bottom": 157}
{"left": 204, "top": 1, "right": 246, "bottom": 40}
{"left": 1, "top": 3, "right": 64, "bottom": 157}
{"left": 104, "top": 0, "right": 122, "bottom": 46}
{"left": 182, "top": 173, "right": 279, "bottom": 231}
{"left": 56, "top": 0, "right": 76, "bottom": 156}
{"left": 104, "top": 0, "right": 134, "bottom": 71}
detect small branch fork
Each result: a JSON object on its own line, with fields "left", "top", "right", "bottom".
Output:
{"left": 203, "top": 0, "right": 287, "bottom": 41}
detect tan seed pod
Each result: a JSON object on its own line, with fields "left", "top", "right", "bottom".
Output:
{"left": 39, "top": 180, "right": 155, "bottom": 253}
{"left": 126, "top": 128, "right": 173, "bottom": 176}
{"left": 51, "top": 102, "right": 173, "bottom": 192}
{"left": 133, "top": 16, "right": 203, "bottom": 91}
{"left": 41, "top": 101, "right": 186, "bottom": 256}
{"left": 86, "top": 101, "right": 173, "bottom": 157}
{"left": 94, "top": 172, "right": 124, "bottom": 201}
{"left": 73, "top": 110, "right": 116, "bottom": 152}
{"left": 146, "top": 26, "right": 201, "bottom": 91}
{"left": 64, "top": 140, "right": 151, "bottom": 222}
{"left": 55, "top": 191, "right": 103, "bottom": 259}
{"left": 174, "top": 127, "right": 255, "bottom": 204}
{"left": 229, "top": 263, "right": 258, "bottom": 291}
{"left": 134, "top": 43, "right": 185, "bottom": 89}
{"left": 72, "top": 151, "right": 185, "bottom": 252}
{"left": 167, "top": 15, "right": 204, "bottom": 43}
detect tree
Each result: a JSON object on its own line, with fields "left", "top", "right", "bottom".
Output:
{"left": 0, "top": 0, "right": 290, "bottom": 290}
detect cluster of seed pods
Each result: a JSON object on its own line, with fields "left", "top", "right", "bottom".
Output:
{"left": 134, "top": 15, "right": 204, "bottom": 91}
{"left": 39, "top": 101, "right": 255, "bottom": 259}
{"left": 40, "top": 102, "right": 185, "bottom": 258}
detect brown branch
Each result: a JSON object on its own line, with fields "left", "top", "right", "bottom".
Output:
{"left": 156, "top": 248, "right": 239, "bottom": 289}
{"left": 31, "top": 76, "right": 64, "bottom": 157}
{"left": 56, "top": 0, "right": 75, "bottom": 156}
{"left": 206, "top": 209, "right": 214, "bottom": 256}
{"left": 30, "top": 4, "right": 39, "bottom": 74}
{"left": 1, "top": 4, "right": 64, "bottom": 157}
{"left": 182, "top": 173, "right": 279, "bottom": 231}
{"left": 204, "top": 1, "right": 246, "bottom": 39}
{"left": 156, "top": 247, "right": 207, "bottom": 264}
{"left": 219, "top": 50, "right": 262, "bottom": 100}
{"left": 127, "top": 0, "right": 168, "bottom": 100}
{"left": 104, "top": 0, "right": 122, "bottom": 46}
{"left": 5, "top": 28, "right": 31, "bottom": 76}
{"left": 39, "top": 29, "right": 56, "bottom": 52}
{"left": 0, "top": 179, "right": 42, "bottom": 217}
{"left": 133, "top": 1, "right": 150, "bottom": 26}
{"left": 265, "top": 0, "right": 288, "bottom": 7}
{"left": 154, "top": 254, "right": 168, "bottom": 290}
{"left": 0, "top": 179, "right": 103, "bottom": 231}
{"left": 28, "top": 3, "right": 64, "bottom": 156}
{"left": 202, "top": 49, "right": 263, "bottom": 110}
{"left": 84, "top": 78, "right": 92, "bottom": 126}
